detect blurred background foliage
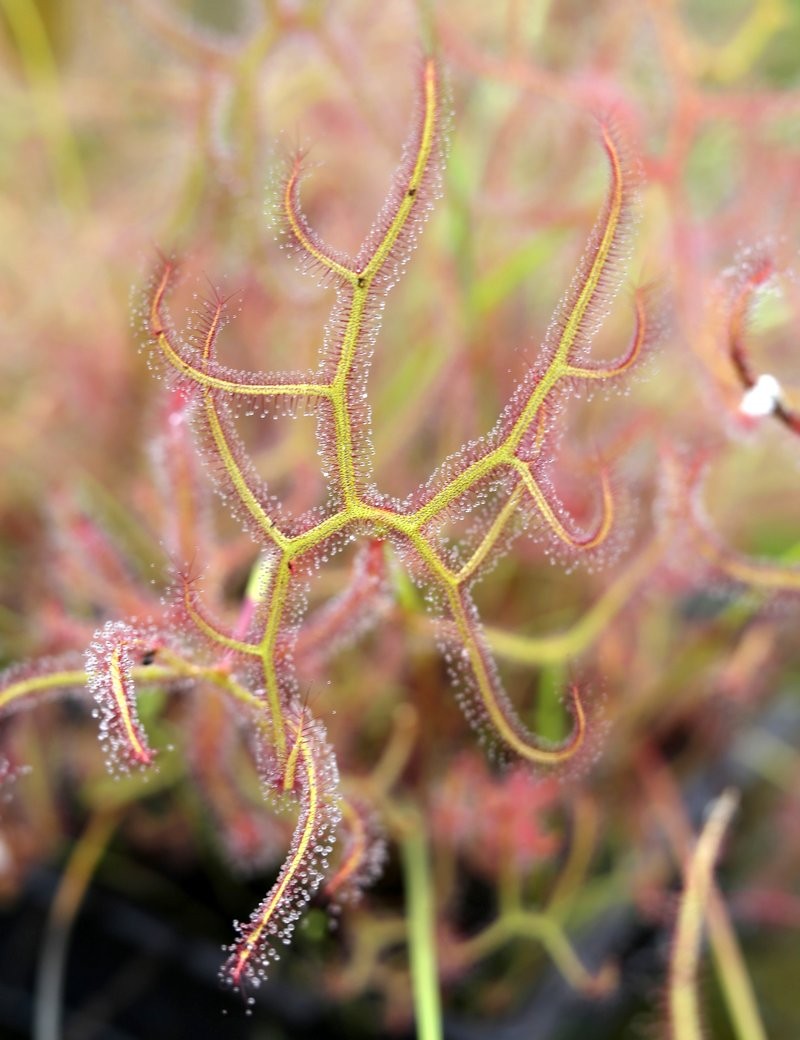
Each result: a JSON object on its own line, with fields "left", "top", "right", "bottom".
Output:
{"left": 1, "top": 1, "right": 800, "bottom": 1038}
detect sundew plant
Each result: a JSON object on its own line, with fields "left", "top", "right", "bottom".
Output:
{"left": 1, "top": 3, "right": 800, "bottom": 1039}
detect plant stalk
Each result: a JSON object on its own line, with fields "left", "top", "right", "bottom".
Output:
{"left": 399, "top": 809, "right": 443, "bottom": 1040}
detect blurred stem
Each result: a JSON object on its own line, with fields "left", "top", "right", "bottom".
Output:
{"left": 398, "top": 809, "right": 443, "bottom": 1040}
{"left": 535, "top": 661, "right": 568, "bottom": 742}
{"left": 365, "top": 703, "right": 419, "bottom": 797}
{"left": 642, "top": 758, "right": 767, "bottom": 1040}
{"left": 486, "top": 535, "right": 664, "bottom": 665}
{"left": 707, "top": 888, "right": 768, "bottom": 1040}
{"left": 335, "top": 915, "right": 407, "bottom": 994}
{"left": 700, "top": 0, "right": 788, "bottom": 83}
{"left": 450, "top": 910, "right": 613, "bottom": 995}
{"left": 34, "top": 810, "right": 119, "bottom": 1040}
{"left": 734, "top": 727, "right": 800, "bottom": 794}
{"left": 529, "top": 0, "right": 554, "bottom": 41}
{"left": 547, "top": 793, "right": 599, "bottom": 914}
{"left": 414, "top": 0, "right": 437, "bottom": 54}
{"left": 670, "top": 790, "right": 739, "bottom": 1040}
{"left": 497, "top": 855, "right": 523, "bottom": 915}
{"left": 0, "top": 0, "right": 87, "bottom": 212}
